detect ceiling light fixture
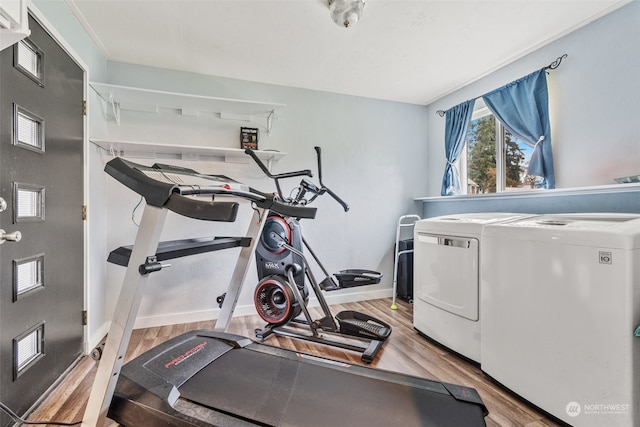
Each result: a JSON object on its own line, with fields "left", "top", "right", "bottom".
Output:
{"left": 328, "top": 0, "right": 365, "bottom": 28}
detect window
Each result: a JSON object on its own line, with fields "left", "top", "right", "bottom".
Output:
{"left": 13, "top": 323, "right": 45, "bottom": 379}
{"left": 462, "top": 101, "right": 539, "bottom": 194}
{"left": 14, "top": 38, "right": 45, "bottom": 86}
{"left": 14, "top": 254, "right": 45, "bottom": 301}
{"left": 13, "top": 182, "right": 45, "bottom": 222}
{"left": 13, "top": 104, "right": 45, "bottom": 153}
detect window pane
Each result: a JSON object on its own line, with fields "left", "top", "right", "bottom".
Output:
{"left": 17, "top": 331, "right": 40, "bottom": 370}
{"left": 14, "top": 183, "right": 46, "bottom": 222}
{"left": 18, "top": 189, "right": 40, "bottom": 217}
{"left": 466, "top": 115, "right": 497, "bottom": 194}
{"left": 14, "top": 323, "right": 45, "bottom": 378}
{"left": 15, "top": 38, "right": 44, "bottom": 86}
{"left": 504, "top": 130, "right": 537, "bottom": 190}
{"left": 14, "top": 105, "right": 45, "bottom": 152}
{"left": 17, "top": 40, "right": 40, "bottom": 78}
{"left": 18, "top": 113, "right": 37, "bottom": 143}
{"left": 15, "top": 255, "right": 45, "bottom": 299}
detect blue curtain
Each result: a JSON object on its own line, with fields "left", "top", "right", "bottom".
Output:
{"left": 482, "top": 68, "right": 555, "bottom": 188}
{"left": 441, "top": 99, "right": 475, "bottom": 196}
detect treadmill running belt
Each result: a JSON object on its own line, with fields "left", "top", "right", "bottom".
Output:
{"left": 110, "top": 331, "right": 486, "bottom": 426}
{"left": 179, "top": 347, "right": 484, "bottom": 427}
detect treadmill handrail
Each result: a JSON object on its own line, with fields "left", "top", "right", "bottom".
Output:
{"left": 165, "top": 193, "right": 239, "bottom": 222}
{"left": 105, "top": 157, "right": 266, "bottom": 204}
{"left": 105, "top": 157, "right": 178, "bottom": 207}
{"left": 105, "top": 157, "right": 317, "bottom": 220}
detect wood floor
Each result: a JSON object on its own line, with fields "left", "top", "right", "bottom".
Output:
{"left": 27, "top": 298, "right": 561, "bottom": 427}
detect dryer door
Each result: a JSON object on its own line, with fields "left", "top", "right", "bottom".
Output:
{"left": 415, "top": 233, "right": 479, "bottom": 321}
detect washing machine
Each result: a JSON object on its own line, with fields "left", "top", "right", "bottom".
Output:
{"left": 413, "top": 212, "right": 532, "bottom": 363}
{"left": 481, "top": 213, "right": 640, "bottom": 427}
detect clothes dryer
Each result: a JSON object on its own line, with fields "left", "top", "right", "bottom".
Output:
{"left": 413, "top": 213, "right": 532, "bottom": 363}
{"left": 481, "top": 213, "right": 640, "bottom": 427}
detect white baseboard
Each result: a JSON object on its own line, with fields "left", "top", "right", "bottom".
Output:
{"left": 86, "top": 321, "right": 111, "bottom": 354}
{"left": 132, "top": 287, "right": 393, "bottom": 330}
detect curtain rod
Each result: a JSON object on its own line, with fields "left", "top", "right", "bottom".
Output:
{"left": 435, "top": 54, "right": 568, "bottom": 117}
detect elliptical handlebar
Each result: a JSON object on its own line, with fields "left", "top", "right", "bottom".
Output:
{"left": 244, "top": 148, "right": 313, "bottom": 180}
{"left": 244, "top": 148, "right": 312, "bottom": 201}
{"left": 244, "top": 148, "right": 313, "bottom": 179}
{"left": 245, "top": 146, "right": 349, "bottom": 212}
{"left": 312, "top": 146, "right": 349, "bottom": 212}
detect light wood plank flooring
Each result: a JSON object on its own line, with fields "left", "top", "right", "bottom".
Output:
{"left": 27, "top": 298, "right": 561, "bottom": 426}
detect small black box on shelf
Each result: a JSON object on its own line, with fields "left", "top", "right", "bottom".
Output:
{"left": 240, "top": 127, "right": 259, "bottom": 150}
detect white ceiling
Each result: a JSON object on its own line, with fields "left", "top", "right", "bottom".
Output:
{"left": 65, "top": 0, "right": 628, "bottom": 105}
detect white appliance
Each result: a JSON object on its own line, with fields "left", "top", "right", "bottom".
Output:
{"left": 413, "top": 213, "right": 532, "bottom": 363}
{"left": 481, "top": 213, "right": 640, "bottom": 427}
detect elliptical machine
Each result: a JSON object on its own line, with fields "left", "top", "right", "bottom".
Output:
{"left": 246, "top": 147, "right": 391, "bottom": 363}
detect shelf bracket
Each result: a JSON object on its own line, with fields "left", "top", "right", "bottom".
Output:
{"left": 107, "top": 144, "right": 121, "bottom": 157}
{"left": 109, "top": 92, "right": 121, "bottom": 126}
{"left": 266, "top": 110, "right": 275, "bottom": 136}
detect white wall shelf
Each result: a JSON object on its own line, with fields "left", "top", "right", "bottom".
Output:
{"left": 89, "top": 82, "right": 286, "bottom": 134}
{"left": 91, "top": 138, "right": 286, "bottom": 169}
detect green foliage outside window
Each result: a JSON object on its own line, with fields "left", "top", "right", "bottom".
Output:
{"left": 466, "top": 115, "right": 534, "bottom": 193}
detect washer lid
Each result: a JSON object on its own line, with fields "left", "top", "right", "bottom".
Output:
{"left": 481, "top": 213, "right": 640, "bottom": 248}
{"left": 415, "top": 212, "right": 532, "bottom": 235}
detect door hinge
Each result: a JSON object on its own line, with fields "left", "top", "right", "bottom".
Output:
{"left": 82, "top": 100, "right": 87, "bottom": 116}
{"left": 82, "top": 205, "right": 87, "bottom": 220}
{"left": 82, "top": 310, "right": 88, "bottom": 326}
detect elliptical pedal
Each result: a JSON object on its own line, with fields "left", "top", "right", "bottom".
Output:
{"left": 347, "top": 319, "right": 389, "bottom": 337}
{"left": 335, "top": 310, "right": 392, "bottom": 341}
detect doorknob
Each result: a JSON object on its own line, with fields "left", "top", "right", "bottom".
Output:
{"left": 0, "top": 229, "right": 22, "bottom": 244}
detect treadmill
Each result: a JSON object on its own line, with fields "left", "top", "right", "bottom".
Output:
{"left": 81, "top": 157, "right": 488, "bottom": 427}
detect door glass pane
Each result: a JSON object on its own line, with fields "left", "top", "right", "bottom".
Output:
{"left": 17, "top": 40, "right": 39, "bottom": 76}
{"left": 14, "top": 255, "right": 45, "bottom": 300}
{"left": 14, "top": 323, "right": 45, "bottom": 378}
{"left": 14, "top": 38, "right": 44, "bottom": 86}
{"left": 14, "top": 105, "right": 45, "bottom": 152}
{"left": 14, "top": 183, "right": 45, "bottom": 222}
{"left": 17, "top": 332, "right": 39, "bottom": 368}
